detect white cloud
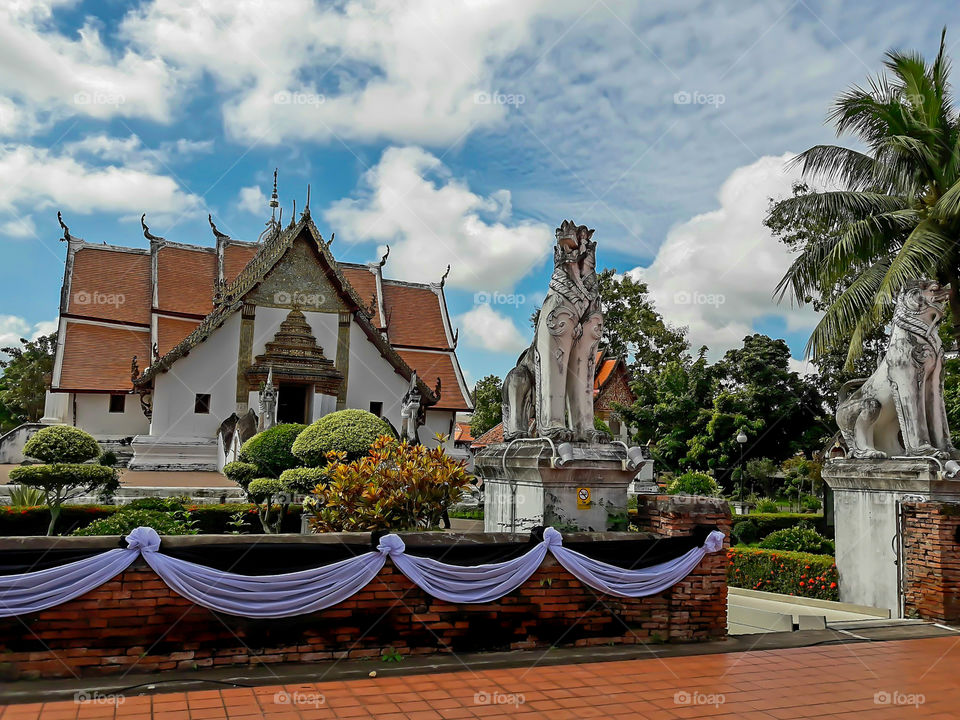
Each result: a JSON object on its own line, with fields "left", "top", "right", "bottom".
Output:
{"left": 0, "top": 215, "right": 36, "bottom": 239}
{"left": 121, "top": 0, "right": 583, "bottom": 145}
{"left": 456, "top": 304, "right": 528, "bottom": 354}
{"left": 0, "top": 143, "right": 202, "bottom": 218}
{"left": 629, "top": 153, "right": 819, "bottom": 359}
{"left": 63, "top": 133, "right": 213, "bottom": 171}
{"left": 0, "top": 315, "right": 56, "bottom": 350}
{"left": 0, "top": 1, "right": 177, "bottom": 135}
{"left": 237, "top": 185, "right": 267, "bottom": 214}
{"left": 326, "top": 146, "right": 553, "bottom": 291}
{"left": 788, "top": 357, "right": 819, "bottom": 377}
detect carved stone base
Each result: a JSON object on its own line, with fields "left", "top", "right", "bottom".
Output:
{"left": 474, "top": 441, "right": 635, "bottom": 532}
{"left": 823, "top": 457, "right": 960, "bottom": 617}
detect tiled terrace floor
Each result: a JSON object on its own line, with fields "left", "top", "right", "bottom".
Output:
{"left": 3, "top": 635, "right": 960, "bottom": 719}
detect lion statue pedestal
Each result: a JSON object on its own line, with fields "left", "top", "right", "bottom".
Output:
{"left": 824, "top": 279, "right": 960, "bottom": 617}
{"left": 475, "top": 220, "right": 642, "bottom": 532}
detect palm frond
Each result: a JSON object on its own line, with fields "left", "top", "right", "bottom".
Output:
{"left": 876, "top": 220, "right": 954, "bottom": 305}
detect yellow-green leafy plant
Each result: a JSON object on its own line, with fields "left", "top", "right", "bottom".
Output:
{"left": 307, "top": 435, "right": 472, "bottom": 532}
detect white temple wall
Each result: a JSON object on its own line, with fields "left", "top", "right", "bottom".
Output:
{"left": 423, "top": 409, "right": 457, "bottom": 451}
{"left": 345, "top": 323, "right": 410, "bottom": 430}
{"left": 150, "top": 313, "right": 241, "bottom": 439}
{"left": 74, "top": 393, "right": 149, "bottom": 439}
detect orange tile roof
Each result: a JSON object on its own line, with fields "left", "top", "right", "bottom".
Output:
{"left": 223, "top": 244, "right": 258, "bottom": 284}
{"left": 595, "top": 357, "right": 617, "bottom": 392}
{"left": 68, "top": 247, "right": 152, "bottom": 325}
{"left": 157, "top": 316, "right": 200, "bottom": 356}
{"left": 454, "top": 422, "right": 474, "bottom": 443}
{"left": 396, "top": 349, "right": 471, "bottom": 411}
{"left": 57, "top": 322, "right": 150, "bottom": 392}
{"left": 156, "top": 246, "right": 216, "bottom": 316}
{"left": 341, "top": 266, "right": 382, "bottom": 327}
{"left": 383, "top": 282, "right": 450, "bottom": 349}
{"left": 472, "top": 422, "right": 504, "bottom": 448}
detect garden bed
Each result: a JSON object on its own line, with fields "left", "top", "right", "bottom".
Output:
{"left": 727, "top": 546, "right": 838, "bottom": 601}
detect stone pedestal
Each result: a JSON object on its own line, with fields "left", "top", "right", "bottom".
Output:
{"left": 474, "top": 441, "right": 636, "bottom": 532}
{"left": 822, "top": 458, "right": 960, "bottom": 617}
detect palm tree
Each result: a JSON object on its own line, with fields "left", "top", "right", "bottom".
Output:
{"left": 775, "top": 28, "right": 960, "bottom": 368}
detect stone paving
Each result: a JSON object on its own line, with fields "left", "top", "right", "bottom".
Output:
{"left": 2, "top": 636, "right": 960, "bottom": 718}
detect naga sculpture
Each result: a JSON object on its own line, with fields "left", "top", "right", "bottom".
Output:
{"left": 502, "top": 220, "right": 608, "bottom": 443}
{"left": 837, "top": 279, "right": 960, "bottom": 460}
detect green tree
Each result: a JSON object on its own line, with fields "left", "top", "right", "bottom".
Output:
{"left": 0, "top": 333, "right": 56, "bottom": 429}
{"left": 597, "top": 269, "right": 689, "bottom": 373}
{"left": 773, "top": 30, "right": 960, "bottom": 366}
{"left": 470, "top": 374, "right": 503, "bottom": 437}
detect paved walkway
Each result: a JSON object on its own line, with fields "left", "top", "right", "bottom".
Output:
{"left": 3, "top": 636, "right": 960, "bottom": 718}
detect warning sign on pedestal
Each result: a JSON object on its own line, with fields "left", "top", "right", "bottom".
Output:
{"left": 577, "top": 487, "right": 591, "bottom": 509}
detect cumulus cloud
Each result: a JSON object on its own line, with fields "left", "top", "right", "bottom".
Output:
{"left": 629, "top": 153, "right": 819, "bottom": 358}
{"left": 237, "top": 185, "right": 267, "bottom": 215}
{"left": 456, "top": 304, "right": 528, "bottom": 354}
{"left": 0, "top": 315, "right": 56, "bottom": 350}
{"left": 0, "top": 215, "right": 36, "bottom": 239}
{"left": 325, "top": 146, "right": 553, "bottom": 291}
{"left": 0, "top": 144, "right": 202, "bottom": 219}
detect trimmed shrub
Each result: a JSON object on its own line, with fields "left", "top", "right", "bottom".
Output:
{"left": 728, "top": 547, "right": 838, "bottom": 600}
{"left": 98, "top": 451, "right": 118, "bottom": 467}
{"left": 23, "top": 425, "right": 101, "bottom": 463}
{"left": 800, "top": 494, "right": 823, "bottom": 512}
{"left": 10, "top": 463, "right": 119, "bottom": 535}
{"left": 72, "top": 509, "right": 196, "bottom": 536}
{"left": 123, "top": 496, "right": 188, "bottom": 512}
{"left": 666, "top": 472, "right": 719, "bottom": 497}
{"left": 749, "top": 512, "right": 830, "bottom": 538}
{"left": 759, "top": 525, "right": 835, "bottom": 555}
{"left": 293, "top": 410, "right": 393, "bottom": 466}
{"left": 222, "top": 461, "right": 259, "bottom": 492}
{"left": 239, "top": 423, "right": 307, "bottom": 478}
{"left": 279, "top": 467, "right": 329, "bottom": 494}
{"left": 731, "top": 520, "right": 759, "bottom": 545}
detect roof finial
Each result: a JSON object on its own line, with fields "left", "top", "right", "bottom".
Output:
{"left": 303, "top": 184, "right": 311, "bottom": 218}
{"left": 208, "top": 214, "right": 230, "bottom": 241}
{"left": 440, "top": 264, "right": 451, "bottom": 287}
{"left": 378, "top": 245, "right": 390, "bottom": 267}
{"left": 141, "top": 214, "right": 165, "bottom": 243}
{"left": 327, "top": 232, "right": 335, "bottom": 248}
{"left": 270, "top": 168, "right": 279, "bottom": 211}
{"left": 57, "top": 211, "right": 72, "bottom": 242}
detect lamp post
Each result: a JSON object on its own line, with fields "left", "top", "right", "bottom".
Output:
{"left": 736, "top": 430, "right": 747, "bottom": 500}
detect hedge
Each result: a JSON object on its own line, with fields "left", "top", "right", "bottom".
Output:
{"left": 0, "top": 503, "right": 303, "bottom": 536}
{"left": 728, "top": 547, "right": 839, "bottom": 601}
{"left": 741, "top": 512, "right": 830, "bottom": 539}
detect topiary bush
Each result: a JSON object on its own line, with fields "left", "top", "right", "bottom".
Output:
{"left": 279, "top": 467, "right": 329, "bottom": 494}
{"left": 9, "top": 463, "right": 119, "bottom": 535}
{"left": 728, "top": 547, "right": 838, "bottom": 600}
{"left": 123, "top": 496, "right": 187, "bottom": 512}
{"left": 758, "top": 525, "right": 835, "bottom": 555}
{"left": 239, "top": 423, "right": 307, "bottom": 478}
{"left": 247, "top": 477, "right": 296, "bottom": 534}
{"left": 222, "top": 461, "right": 259, "bottom": 493}
{"left": 731, "top": 519, "right": 759, "bottom": 545}
{"left": 72, "top": 508, "right": 196, "bottom": 536}
{"left": 292, "top": 410, "right": 393, "bottom": 466}
{"left": 23, "top": 425, "right": 100, "bottom": 464}
{"left": 666, "top": 471, "right": 720, "bottom": 497}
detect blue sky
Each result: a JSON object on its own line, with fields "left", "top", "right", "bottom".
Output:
{"left": 1, "top": 0, "right": 958, "bottom": 386}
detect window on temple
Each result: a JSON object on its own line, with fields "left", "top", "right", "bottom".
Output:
{"left": 108, "top": 394, "right": 125, "bottom": 413}
{"left": 194, "top": 393, "right": 211, "bottom": 414}
{"left": 369, "top": 401, "right": 383, "bottom": 417}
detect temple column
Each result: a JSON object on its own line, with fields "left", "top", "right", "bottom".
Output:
{"left": 335, "top": 311, "right": 350, "bottom": 410}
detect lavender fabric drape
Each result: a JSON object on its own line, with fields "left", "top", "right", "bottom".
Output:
{"left": 0, "top": 526, "right": 725, "bottom": 618}
{"left": 545, "top": 528, "right": 725, "bottom": 598}
{"left": 378, "top": 534, "right": 548, "bottom": 604}
{"left": 0, "top": 547, "right": 139, "bottom": 617}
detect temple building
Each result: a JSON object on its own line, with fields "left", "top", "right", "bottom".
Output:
{"left": 39, "top": 183, "right": 472, "bottom": 471}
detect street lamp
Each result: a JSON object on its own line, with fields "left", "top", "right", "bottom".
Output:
{"left": 736, "top": 430, "right": 747, "bottom": 500}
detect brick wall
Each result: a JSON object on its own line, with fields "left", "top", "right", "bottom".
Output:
{"left": 0, "top": 529, "right": 728, "bottom": 679}
{"left": 902, "top": 501, "right": 960, "bottom": 622}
